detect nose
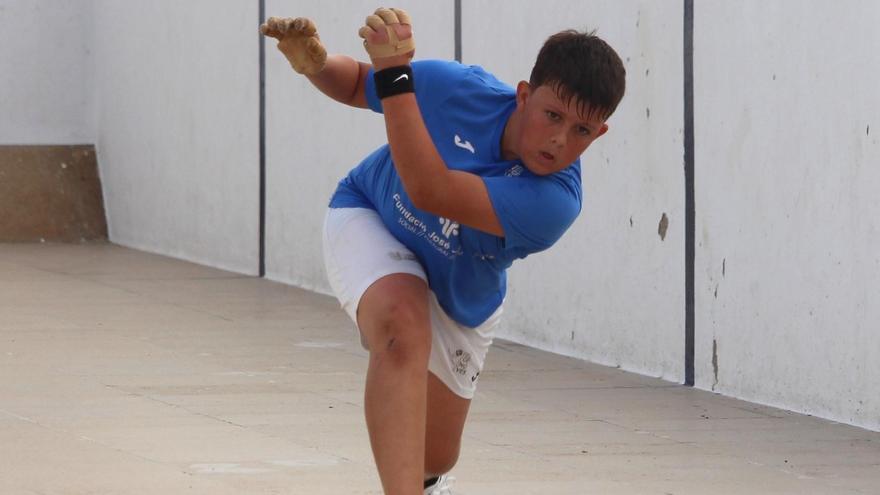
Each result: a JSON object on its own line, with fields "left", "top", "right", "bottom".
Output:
{"left": 550, "top": 131, "right": 566, "bottom": 148}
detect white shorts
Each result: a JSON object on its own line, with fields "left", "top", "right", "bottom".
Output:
{"left": 322, "top": 207, "right": 502, "bottom": 399}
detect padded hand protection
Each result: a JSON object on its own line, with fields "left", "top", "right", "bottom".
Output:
{"left": 261, "top": 16, "right": 327, "bottom": 75}
{"left": 358, "top": 7, "right": 415, "bottom": 59}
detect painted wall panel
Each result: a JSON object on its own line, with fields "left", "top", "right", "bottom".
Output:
{"left": 695, "top": 0, "right": 880, "bottom": 431}
{"left": 9, "top": 0, "right": 875, "bottom": 431}
{"left": 92, "top": 1, "right": 260, "bottom": 274}
{"left": 264, "top": 0, "right": 455, "bottom": 292}
{"left": 0, "top": 0, "right": 94, "bottom": 144}
{"left": 462, "top": 1, "right": 686, "bottom": 381}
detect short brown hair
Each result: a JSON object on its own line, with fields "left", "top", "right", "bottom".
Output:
{"left": 529, "top": 29, "right": 626, "bottom": 120}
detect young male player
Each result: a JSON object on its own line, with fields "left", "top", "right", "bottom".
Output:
{"left": 262, "top": 8, "right": 625, "bottom": 495}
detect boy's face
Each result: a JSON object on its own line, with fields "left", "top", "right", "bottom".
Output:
{"left": 513, "top": 82, "right": 608, "bottom": 176}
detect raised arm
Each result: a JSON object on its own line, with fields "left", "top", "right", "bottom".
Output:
{"left": 261, "top": 16, "right": 371, "bottom": 109}
{"left": 359, "top": 8, "right": 504, "bottom": 236}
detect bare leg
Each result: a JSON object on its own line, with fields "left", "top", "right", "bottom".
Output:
{"left": 424, "top": 372, "right": 471, "bottom": 478}
{"left": 357, "top": 274, "right": 432, "bottom": 495}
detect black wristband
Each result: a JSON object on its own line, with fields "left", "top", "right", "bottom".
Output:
{"left": 374, "top": 65, "right": 414, "bottom": 100}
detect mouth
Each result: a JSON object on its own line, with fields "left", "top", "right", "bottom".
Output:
{"left": 538, "top": 151, "right": 555, "bottom": 164}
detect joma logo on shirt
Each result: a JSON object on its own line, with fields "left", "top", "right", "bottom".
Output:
{"left": 454, "top": 134, "right": 475, "bottom": 154}
{"left": 439, "top": 217, "right": 459, "bottom": 238}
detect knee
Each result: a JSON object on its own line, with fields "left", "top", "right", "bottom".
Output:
{"left": 357, "top": 275, "right": 432, "bottom": 366}
{"left": 367, "top": 299, "right": 431, "bottom": 365}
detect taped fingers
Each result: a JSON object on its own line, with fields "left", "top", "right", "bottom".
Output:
{"left": 260, "top": 17, "right": 284, "bottom": 38}
{"left": 271, "top": 17, "right": 289, "bottom": 33}
{"left": 306, "top": 37, "right": 326, "bottom": 58}
{"left": 292, "top": 17, "right": 317, "bottom": 36}
{"left": 374, "top": 7, "right": 400, "bottom": 24}
{"left": 358, "top": 25, "right": 375, "bottom": 41}
{"left": 262, "top": 15, "right": 326, "bottom": 75}
{"left": 390, "top": 8, "right": 411, "bottom": 25}
{"left": 262, "top": 16, "right": 317, "bottom": 38}
{"left": 365, "top": 14, "right": 386, "bottom": 32}
{"left": 283, "top": 18, "right": 298, "bottom": 33}
{"left": 361, "top": 7, "right": 415, "bottom": 59}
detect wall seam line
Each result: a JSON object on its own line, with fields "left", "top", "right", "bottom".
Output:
{"left": 454, "top": 0, "right": 462, "bottom": 62}
{"left": 684, "top": 0, "right": 696, "bottom": 386}
{"left": 258, "top": 0, "right": 267, "bottom": 278}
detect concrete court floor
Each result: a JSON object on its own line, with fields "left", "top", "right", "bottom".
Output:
{"left": 1, "top": 243, "right": 878, "bottom": 495}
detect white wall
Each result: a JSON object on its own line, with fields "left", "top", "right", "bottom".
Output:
{"left": 463, "top": 1, "right": 686, "bottom": 381}
{"left": 263, "top": 0, "right": 455, "bottom": 292}
{"left": 5, "top": 0, "right": 878, "bottom": 431}
{"left": 91, "top": 0, "right": 260, "bottom": 275}
{"left": 264, "top": 2, "right": 686, "bottom": 383}
{"left": 0, "top": 0, "right": 94, "bottom": 144}
{"left": 695, "top": 0, "right": 880, "bottom": 431}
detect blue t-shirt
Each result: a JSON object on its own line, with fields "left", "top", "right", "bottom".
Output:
{"left": 329, "top": 60, "right": 582, "bottom": 327}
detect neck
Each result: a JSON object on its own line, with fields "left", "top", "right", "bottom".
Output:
{"left": 500, "top": 107, "right": 521, "bottom": 161}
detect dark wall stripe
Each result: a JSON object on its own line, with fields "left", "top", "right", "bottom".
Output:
{"left": 258, "top": 0, "right": 267, "bottom": 277}
{"left": 684, "top": 0, "right": 695, "bottom": 386}
{"left": 454, "top": 0, "right": 462, "bottom": 62}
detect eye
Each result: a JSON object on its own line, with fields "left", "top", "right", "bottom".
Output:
{"left": 545, "top": 111, "right": 561, "bottom": 122}
{"left": 577, "top": 126, "right": 591, "bottom": 136}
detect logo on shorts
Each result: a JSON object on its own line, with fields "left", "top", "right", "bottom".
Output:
{"left": 388, "top": 251, "right": 417, "bottom": 261}
{"left": 452, "top": 349, "right": 471, "bottom": 376}
{"left": 439, "top": 217, "right": 459, "bottom": 238}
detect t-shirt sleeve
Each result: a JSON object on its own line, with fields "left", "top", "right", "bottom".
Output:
{"left": 365, "top": 60, "right": 468, "bottom": 114}
{"left": 482, "top": 176, "right": 582, "bottom": 253}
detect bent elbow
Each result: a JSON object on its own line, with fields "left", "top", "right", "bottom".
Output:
{"left": 408, "top": 183, "right": 443, "bottom": 214}
{"left": 408, "top": 187, "right": 433, "bottom": 212}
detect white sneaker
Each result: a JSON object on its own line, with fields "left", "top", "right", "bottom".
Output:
{"left": 424, "top": 474, "right": 456, "bottom": 495}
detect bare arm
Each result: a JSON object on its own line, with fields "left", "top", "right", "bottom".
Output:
{"left": 261, "top": 11, "right": 503, "bottom": 235}
{"left": 305, "top": 55, "right": 372, "bottom": 109}
{"left": 380, "top": 94, "right": 504, "bottom": 236}
{"left": 362, "top": 10, "right": 504, "bottom": 236}
{"left": 261, "top": 17, "right": 371, "bottom": 109}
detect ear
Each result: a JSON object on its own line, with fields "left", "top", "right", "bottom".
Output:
{"left": 596, "top": 123, "right": 609, "bottom": 138}
{"left": 515, "top": 81, "right": 531, "bottom": 108}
